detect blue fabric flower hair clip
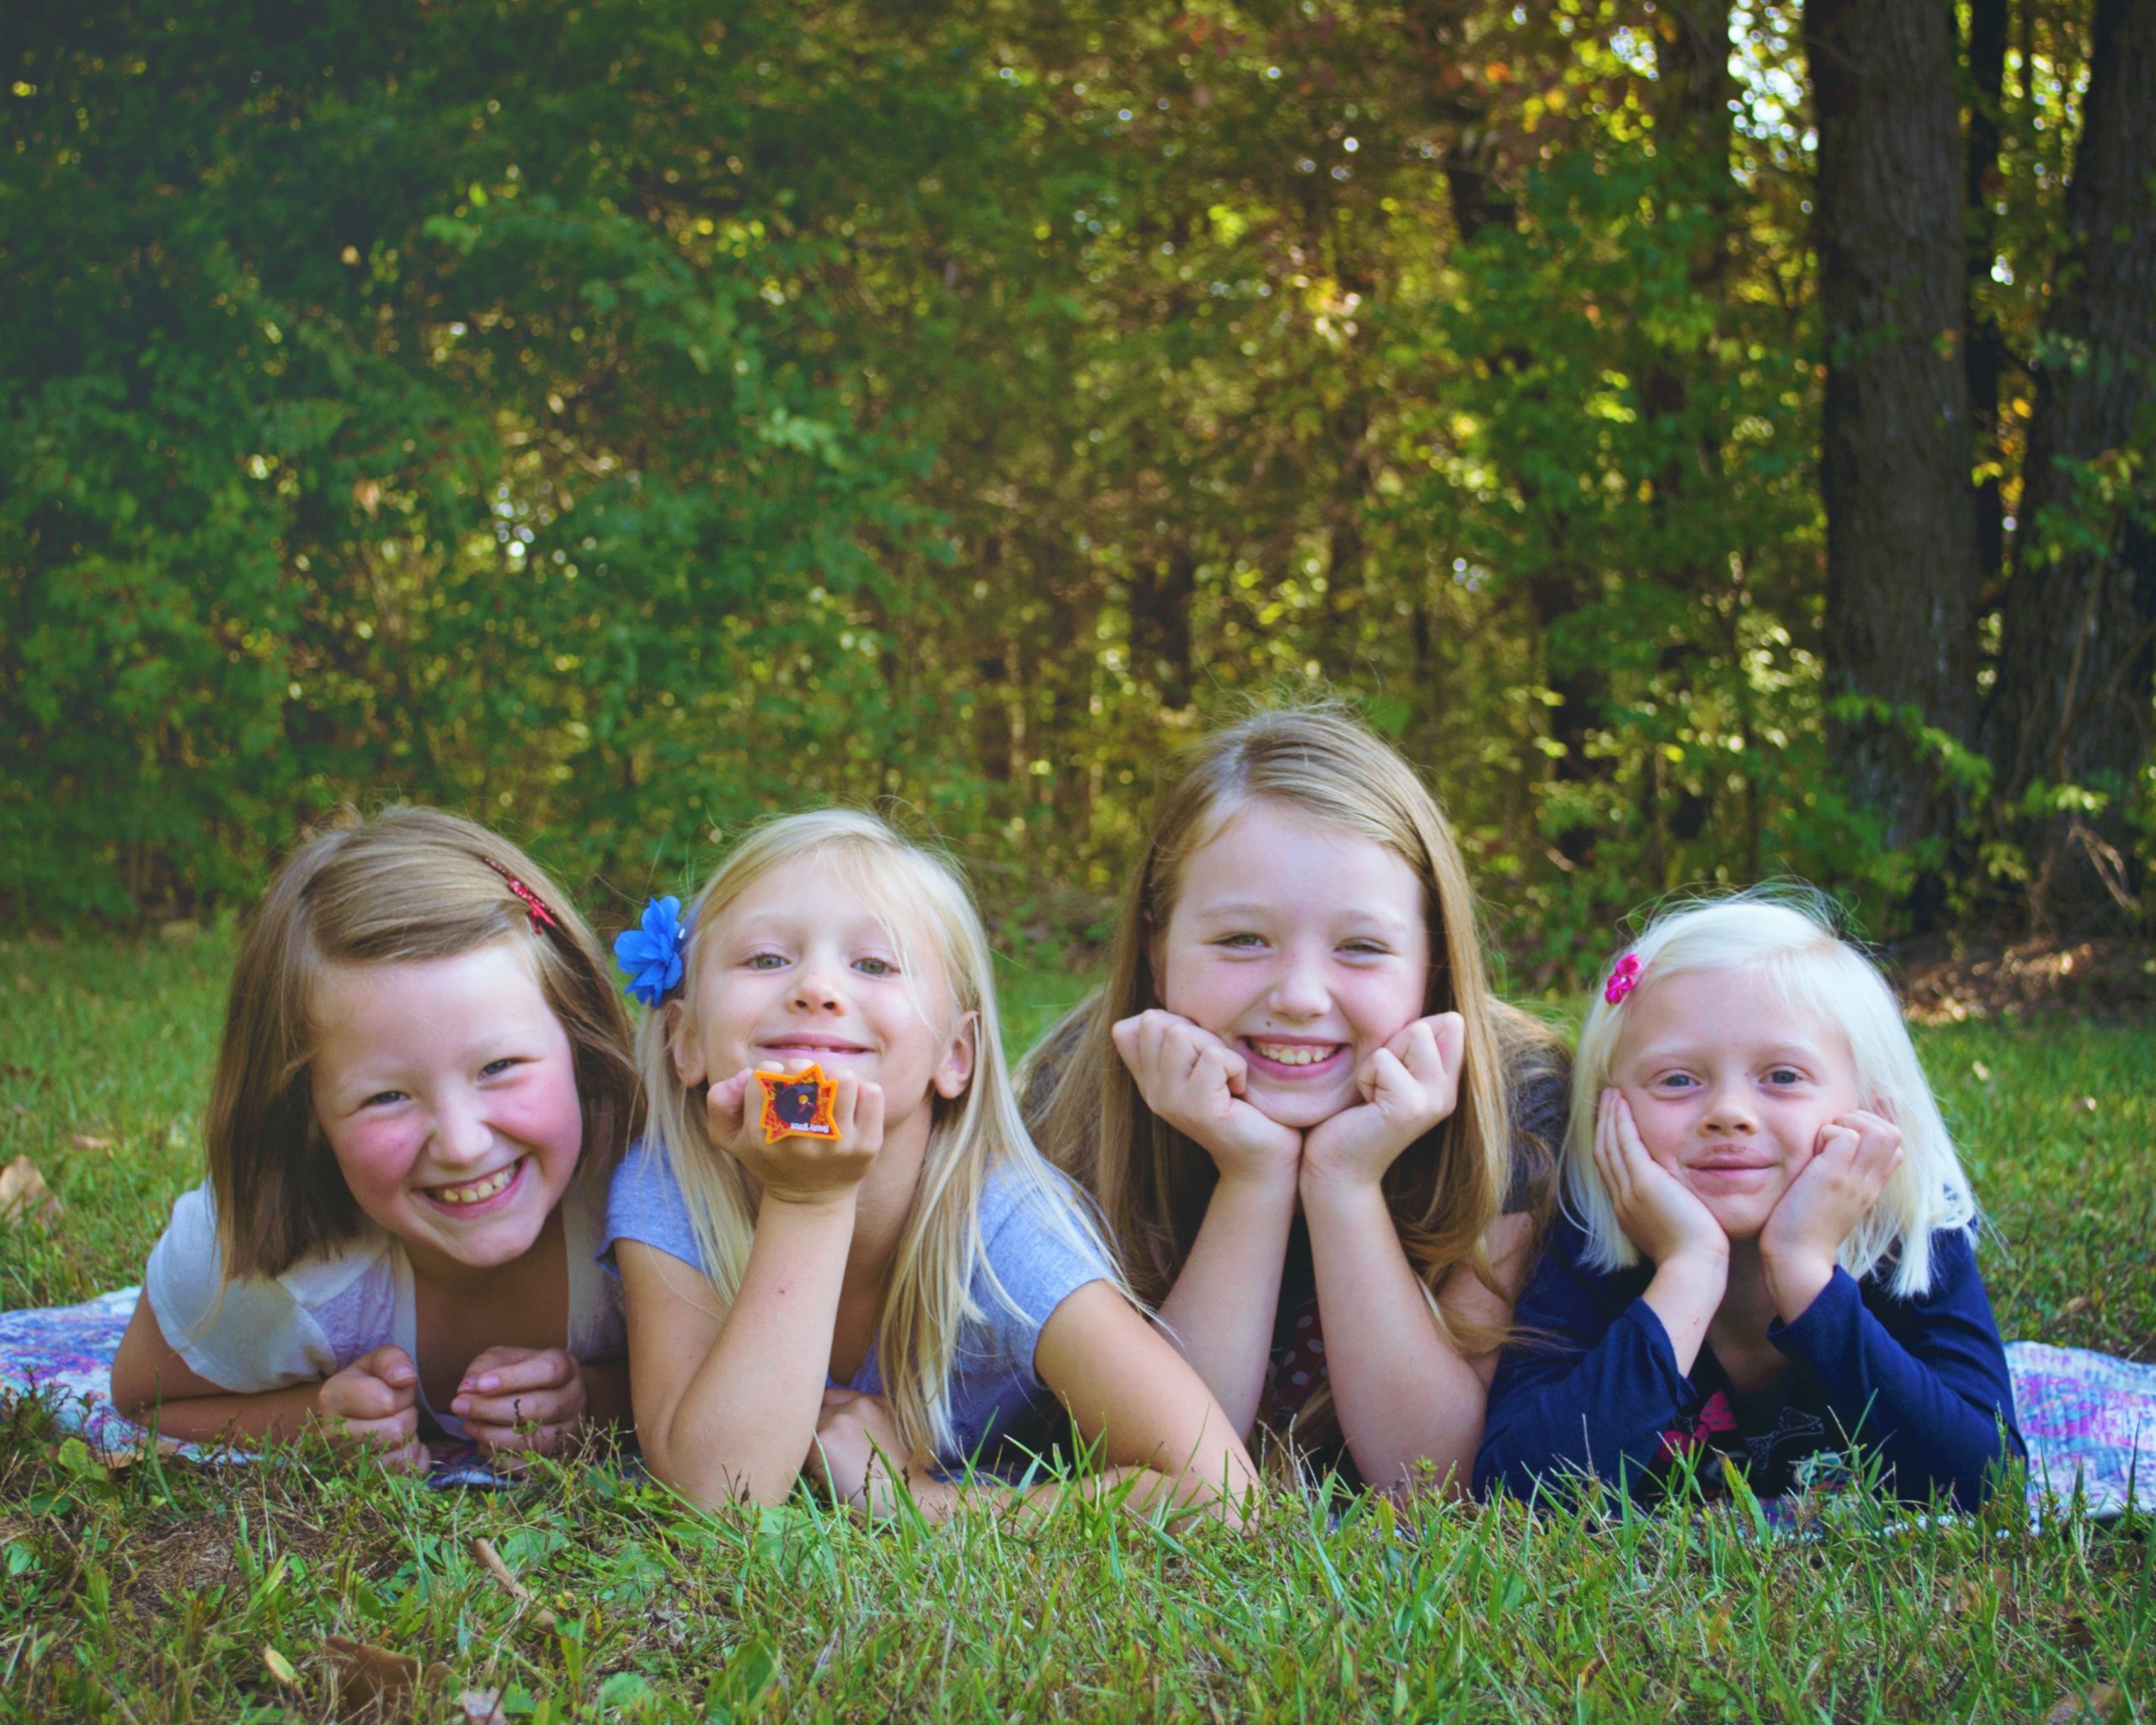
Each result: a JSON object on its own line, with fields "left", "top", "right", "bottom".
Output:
{"left": 614, "top": 895, "right": 691, "bottom": 1007}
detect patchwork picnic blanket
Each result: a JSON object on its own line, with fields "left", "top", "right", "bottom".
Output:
{"left": 0, "top": 1286, "right": 505, "bottom": 1487}
{"left": 3, "top": 1288, "right": 2153, "bottom": 1511}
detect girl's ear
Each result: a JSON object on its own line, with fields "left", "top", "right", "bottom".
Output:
{"left": 932, "top": 1010, "right": 979, "bottom": 1101}
{"left": 666, "top": 1001, "right": 707, "bottom": 1088}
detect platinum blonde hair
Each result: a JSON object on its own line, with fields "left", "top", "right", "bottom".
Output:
{"left": 1563, "top": 887, "right": 1976, "bottom": 1298}
{"left": 636, "top": 809, "right": 1125, "bottom": 1461}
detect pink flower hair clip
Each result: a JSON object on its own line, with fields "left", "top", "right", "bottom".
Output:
{"left": 1603, "top": 952, "right": 1641, "bottom": 1006}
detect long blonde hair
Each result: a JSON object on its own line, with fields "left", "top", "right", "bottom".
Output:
{"left": 638, "top": 809, "right": 1124, "bottom": 1461}
{"left": 1021, "top": 704, "right": 1566, "bottom": 1366}
{"left": 208, "top": 806, "right": 638, "bottom": 1280}
{"left": 1565, "top": 887, "right": 1977, "bottom": 1297}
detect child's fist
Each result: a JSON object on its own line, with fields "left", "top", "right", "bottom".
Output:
{"left": 314, "top": 1345, "right": 429, "bottom": 1473}
{"left": 707, "top": 1062, "right": 884, "bottom": 1206}
{"left": 451, "top": 1346, "right": 590, "bottom": 1459}
{"left": 1112, "top": 1010, "right": 1302, "bottom": 1185}
{"left": 1301, "top": 1012, "right": 1465, "bottom": 1190}
{"left": 1593, "top": 1090, "right": 1728, "bottom": 1272}
{"left": 1760, "top": 1109, "right": 1903, "bottom": 1317}
{"left": 807, "top": 1387, "right": 918, "bottom": 1517}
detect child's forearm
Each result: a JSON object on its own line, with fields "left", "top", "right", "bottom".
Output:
{"left": 1155, "top": 1171, "right": 1299, "bottom": 1438}
{"left": 124, "top": 1381, "right": 337, "bottom": 1446}
{"left": 1474, "top": 1300, "right": 1697, "bottom": 1503}
{"left": 1300, "top": 1176, "right": 1486, "bottom": 1494}
{"left": 1641, "top": 1253, "right": 1727, "bottom": 1377}
{"left": 654, "top": 1196, "right": 853, "bottom": 1508}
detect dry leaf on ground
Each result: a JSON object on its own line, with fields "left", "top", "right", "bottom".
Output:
{"left": 0, "top": 1156, "right": 61, "bottom": 1226}
{"left": 2043, "top": 1683, "right": 2126, "bottom": 1725}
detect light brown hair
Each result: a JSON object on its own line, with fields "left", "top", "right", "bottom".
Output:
{"left": 207, "top": 806, "right": 639, "bottom": 1279}
{"left": 1021, "top": 703, "right": 1566, "bottom": 1366}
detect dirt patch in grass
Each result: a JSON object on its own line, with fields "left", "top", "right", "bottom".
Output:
{"left": 1893, "top": 937, "right": 2156, "bottom": 1023}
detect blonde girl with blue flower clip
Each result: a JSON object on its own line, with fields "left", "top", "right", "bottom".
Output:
{"left": 606, "top": 810, "right": 1259, "bottom": 1519}
{"left": 110, "top": 808, "right": 638, "bottom": 1468}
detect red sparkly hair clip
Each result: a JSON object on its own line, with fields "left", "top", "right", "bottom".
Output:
{"left": 482, "top": 856, "right": 561, "bottom": 934}
{"left": 1603, "top": 952, "right": 1641, "bottom": 1006}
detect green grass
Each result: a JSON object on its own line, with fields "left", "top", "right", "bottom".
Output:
{"left": 3, "top": 935, "right": 2153, "bottom": 1722}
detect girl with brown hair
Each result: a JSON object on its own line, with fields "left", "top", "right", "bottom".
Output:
{"left": 109, "top": 807, "right": 638, "bottom": 1468}
{"left": 1022, "top": 705, "right": 1567, "bottom": 1492}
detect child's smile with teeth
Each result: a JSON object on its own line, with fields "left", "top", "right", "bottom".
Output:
{"left": 1248, "top": 1040, "right": 1342, "bottom": 1068}
{"left": 428, "top": 1159, "right": 523, "bottom": 1206}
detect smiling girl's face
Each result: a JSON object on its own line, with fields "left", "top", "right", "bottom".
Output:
{"left": 310, "top": 942, "right": 584, "bottom": 1283}
{"left": 1612, "top": 966, "right": 1866, "bottom": 1240}
{"left": 672, "top": 859, "right": 975, "bottom": 1136}
{"left": 1152, "top": 799, "right": 1430, "bottom": 1130}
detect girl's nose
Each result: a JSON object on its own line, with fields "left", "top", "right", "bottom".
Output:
{"left": 790, "top": 962, "right": 845, "bottom": 1012}
{"left": 433, "top": 1095, "right": 495, "bottom": 1165}
{"left": 1265, "top": 952, "right": 1331, "bottom": 1021}
{"left": 1700, "top": 1080, "right": 1758, "bottom": 1135}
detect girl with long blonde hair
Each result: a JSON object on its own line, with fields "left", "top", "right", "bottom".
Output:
{"left": 1022, "top": 705, "right": 1568, "bottom": 1492}
{"left": 606, "top": 810, "right": 1256, "bottom": 1517}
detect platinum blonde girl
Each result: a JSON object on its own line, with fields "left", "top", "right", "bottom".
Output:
{"left": 1565, "top": 888, "right": 1976, "bottom": 1297}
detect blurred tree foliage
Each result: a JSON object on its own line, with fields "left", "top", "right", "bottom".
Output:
{"left": 3, "top": 0, "right": 2148, "bottom": 974}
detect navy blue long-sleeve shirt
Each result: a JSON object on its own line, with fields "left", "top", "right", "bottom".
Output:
{"left": 1474, "top": 1217, "right": 2024, "bottom": 1508}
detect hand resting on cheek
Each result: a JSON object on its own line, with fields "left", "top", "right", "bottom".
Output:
{"left": 1112, "top": 1010, "right": 1303, "bottom": 1188}
{"left": 1299, "top": 1012, "right": 1465, "bottom": 1191}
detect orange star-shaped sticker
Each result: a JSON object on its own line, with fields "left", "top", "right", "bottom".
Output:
{"left": 755, "top": 1064, "right": 841, "bottom": 1144}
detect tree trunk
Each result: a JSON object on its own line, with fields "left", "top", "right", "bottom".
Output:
{"left": 1983, "top": 0, "right": 2156, "bottom": 933}
{"left": 1966, "top": 0, "right": 2009, "bottom": 597}
{"left": 1806, "top": 0, "right": 1981, "bottom": 908}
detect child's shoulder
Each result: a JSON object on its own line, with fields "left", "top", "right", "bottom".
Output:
{"left": 153, "top": 1180, "right": 392, "bottom": 1303}
{"left": 971, "top": 1156, "right": 1116, "bottom": 1314}
{"left": 146, "top": 1182, "right": 399, "bottom": 1390}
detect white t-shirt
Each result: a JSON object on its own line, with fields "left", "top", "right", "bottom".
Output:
{"left": 144, "top": 1175, "right": 624, "bottom": 1439}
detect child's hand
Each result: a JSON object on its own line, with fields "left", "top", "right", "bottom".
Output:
{"left": 1760, "top": 1109, "right": 1903, "bottom": 1319}
{"left": 1593, "top": 1090, "right": 1727, "bottom": 1273}
{"left": 1112, "top": 1011, "right": 1302, "bottom": 1187}
{"left": 314, "top": 1345, "right": 430, "bottom": 1474}
{"left": 806, "top": 1387, "right": 920, "bottom": 1516}
{"left": 704, "top": 1062, "right": 885, "bottom": 1208}
{"left": 1299, "top": 1013, "right": 1465, "bottom": 1192}
{"left": 451, "top": 1346, "right": 589, "bottom": 1459}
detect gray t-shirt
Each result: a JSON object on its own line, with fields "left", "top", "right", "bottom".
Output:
{"left": 601, "top": 1139, "right": 1113, "bottom": 1470}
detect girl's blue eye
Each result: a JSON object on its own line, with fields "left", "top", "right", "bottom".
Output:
{"left": 362, "top": 1090, "right": 407, "bottom": 1109}
{"left": 1657, "top": 1073, "right": 1697, "bottom": 1092}
{"left": 481, "top": 1058, "right": 517, "bottom": 1078}
{"left": 1217, "top": 932, "right": 1264, "bottom": 949}
{"left": 1341, "top": 939, "right": 1387, "bottom": 957}
{"left": 1767, "top": 1067, "right": 1803, "bottom": 1086}
{"left": 745, "top": 953, "right": 787, "bottom": 971}
{"left": 854, "top": 957, "right": 896, "bottom": 977}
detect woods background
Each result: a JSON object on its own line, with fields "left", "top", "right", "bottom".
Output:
{"left": 4, "top": 0, "right": 2151, "bottom": 980}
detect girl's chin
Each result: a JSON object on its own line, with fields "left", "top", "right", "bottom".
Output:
{"left": 1241, "top": 1084, "right": 1357, "bottom": 1130}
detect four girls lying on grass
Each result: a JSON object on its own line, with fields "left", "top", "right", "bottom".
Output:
{"left": 109, "top": 808, "right": 639, "bottom": 1469}
{"left": 98, "top": 708, "right": 2026, "bottom": 1516}
{"left": 1021, "top": 707, "right": 1569, "bottom": 1493}
{"left": 1473, "top": 892, "right": 2025, "bottom": 1508}
{"left": 604, "top": 810, "right": 1259, "bottom": 1519}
